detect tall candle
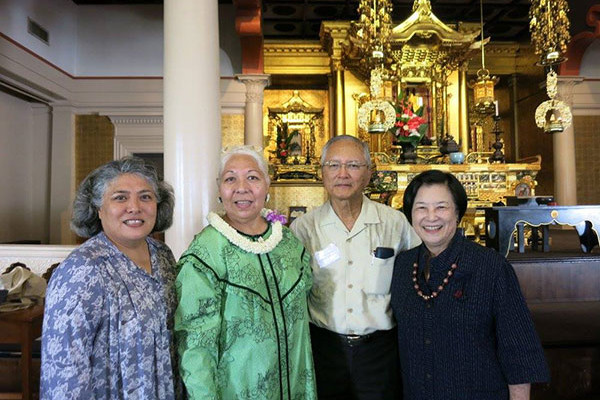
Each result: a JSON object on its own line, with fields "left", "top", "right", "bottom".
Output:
{"left": 494, "top": 100, "right": 499, "bottom": 117}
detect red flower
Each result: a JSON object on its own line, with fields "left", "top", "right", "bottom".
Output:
{"left": 408, "top": 116, "right": 426, "bottom": 130}
{"left": 390, "top": 92, "right": 429, "bottom": 145}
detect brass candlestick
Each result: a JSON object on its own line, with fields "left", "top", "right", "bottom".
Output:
{"left": 489, "top": 115, "right": 505, "bottom": 163}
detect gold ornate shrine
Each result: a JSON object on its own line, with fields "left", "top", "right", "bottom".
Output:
{"left": 261, "top": 0, "right": 546, "bottom": 224}
{"left": 334, "top": 0, "right": 480, "bottom": 151}
{"left": 265, "top": 90, "right": 327, "bottom": 181}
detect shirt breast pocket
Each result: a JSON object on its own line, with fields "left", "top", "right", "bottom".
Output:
{"left": 363, "top": 252, "right": 395, "bottom": 295}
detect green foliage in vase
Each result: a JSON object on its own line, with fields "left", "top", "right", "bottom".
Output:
{"left": 273, "top": 125, "right": 301, "bottom": 161}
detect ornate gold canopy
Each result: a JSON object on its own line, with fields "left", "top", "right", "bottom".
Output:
{"left": 390, "top": 0, "right": 479, "bottom": 83}
{"left": 342, "top": 0, "right": 480, "bottom": 83}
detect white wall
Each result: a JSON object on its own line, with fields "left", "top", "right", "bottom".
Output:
{"left": 0, "top": 0, "right": 78, "bottom": 74}
{"left": 76, "top": 5, "right": 163, "bottom": 76}
{"left": 1, "top": 2, "right": 241, "bottom": 77}
{"left": 76, "top": 4, "right": 241, "bottom": 76}
{"left": 0, "top": 1, "right": 245, "bottom": 244}
{"left": 580, "top": 39, "right": 600, "bottom": 78}
{"left": 218, "top": 4, "right": 242, "bottom": 76}
{"left": 0, "top": 90, "right": 51, "bottom": 243}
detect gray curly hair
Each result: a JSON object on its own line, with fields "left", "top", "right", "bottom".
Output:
{"left": 70, "top": 156, "right": 175, "bottom": 238}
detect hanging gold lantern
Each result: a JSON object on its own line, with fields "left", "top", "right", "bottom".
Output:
{"left": 472, "top": 69, "right": 498, "bottom": 114}
{"left": 470, "top": 0, "right": 498, "bottom": 115}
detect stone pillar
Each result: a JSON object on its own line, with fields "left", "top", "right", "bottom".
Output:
{"left": 49, "top": 103, "right": 76, "bottom": 244}
{"left": 237, "top": 74, "right": 270, "bottom": 148}
{"left": 458, "top": 67, "right": 469, "bottom": 154}
{"left": 552, "top": 76, "right": 582, "bottom": 206}
{"left": 164, "top": 0, "right": 221, "bottom": 258}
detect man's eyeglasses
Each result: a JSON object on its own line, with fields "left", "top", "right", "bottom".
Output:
{"left": 322, "top": 161, "right": 368, "bottom": 172}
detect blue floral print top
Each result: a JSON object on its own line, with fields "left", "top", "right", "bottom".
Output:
{"left": 41, "top": 232, "right": 177, "bottom": 400}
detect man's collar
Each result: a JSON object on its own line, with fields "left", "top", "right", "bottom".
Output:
{"left": 320, "top": 196, "right": 381, "bottom": 227}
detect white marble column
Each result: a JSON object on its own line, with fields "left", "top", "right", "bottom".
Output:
{"left": 164, "top": 0, "right": 221, "bottom": 258}
{"left": 236, "top": 74, "right": 270, "bottom": 148}
{"left": 552, "top": 76, "right": 582, "bottom": 206}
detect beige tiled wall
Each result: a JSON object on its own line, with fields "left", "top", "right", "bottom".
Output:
{"left": 75, "top": 115, "right": 115, "bottom": 188}
{"left": 574, "top": 115, "right": 600, "bottom": 204}
{"left": 221, "top": 114, "right": 245, "bottom": 149}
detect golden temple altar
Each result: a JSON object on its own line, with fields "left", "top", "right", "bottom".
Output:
{"left": 369, "top": 154, "right": 541, "bottom": 237}
{"left": 262, "top": 0, "right": 546, "bottom": 231}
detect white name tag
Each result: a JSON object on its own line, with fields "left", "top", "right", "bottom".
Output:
{"left": 314, "top": 243, "right": 341, "bottom": 269}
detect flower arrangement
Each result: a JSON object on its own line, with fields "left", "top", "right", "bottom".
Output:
{"left": 273, "top": 125, "right": 301, "bottom": 162}
{"left": 391, "top": 92, "right": 429, "bottom": 147}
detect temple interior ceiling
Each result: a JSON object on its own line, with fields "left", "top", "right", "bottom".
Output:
{"left": 261, "top": 0, "right": 532, "bottom": 41}
{"left": 73, "top": 0, "right": 588, "bottom": 43}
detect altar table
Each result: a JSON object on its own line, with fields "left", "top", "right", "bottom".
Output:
{"left": 484, "top": 205, "right": 600, "bottom": 257}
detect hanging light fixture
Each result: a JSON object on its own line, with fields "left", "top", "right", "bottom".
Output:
{"left": 529, "top": 0, "right": 570, "bottom": 66}
{"left": 357, "top": 65, "right": 397, "bottom": 133}
{"left": 534, "top": 68, "right": 572, "bottom": 134}
{"left": 529, "top": 0, "right": 571, "bottom": 133}
{"left": 471, "top": 0, "right": 498, "bottom": 115}
{"left": 353, "top": 0, "right": 397, "bottom": 134}
{"left": 348, "top": 0, "right": 395, "bottom": 78}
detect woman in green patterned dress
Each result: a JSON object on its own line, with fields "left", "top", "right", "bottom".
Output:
{"left": 175, "top": 146, "right": 316, "bottom": 400}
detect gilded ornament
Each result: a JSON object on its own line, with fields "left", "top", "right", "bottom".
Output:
{"left": 534, "top": 70, "right": 572, "bottom": 134}
{"left": 357, "top": 99, "right": 397, "bottom": 132}
{"left": 529, "top": 0, "right": 570, "bottom": 65}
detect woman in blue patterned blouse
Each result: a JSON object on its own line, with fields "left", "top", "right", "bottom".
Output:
{"left": 41, "top": 156, "right": 177, "bottom": 400}
{"left": 391, "top": 170, "right": 549, "bottom": 400}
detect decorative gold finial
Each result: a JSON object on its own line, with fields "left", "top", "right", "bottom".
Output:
{"left": 412, "top": 0, "right": 432, "bottom": 14}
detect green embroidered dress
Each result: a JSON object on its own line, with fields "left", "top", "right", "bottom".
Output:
{"left": 175, "top": 220, "right": 317, "bottom": 400}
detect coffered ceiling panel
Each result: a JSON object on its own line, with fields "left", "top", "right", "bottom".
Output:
{"left": 73, "top": 0, "right": 586, "bottom": 43}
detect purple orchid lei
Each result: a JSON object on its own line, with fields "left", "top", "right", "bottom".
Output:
{"left": 264, "top": 209, "right": 288, "bottom": 225}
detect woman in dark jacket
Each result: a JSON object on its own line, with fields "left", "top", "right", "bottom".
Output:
{"left": 391, "top": 170, "right": 549, "bottom": 400}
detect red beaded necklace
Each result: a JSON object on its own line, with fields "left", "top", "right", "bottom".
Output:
{"left": 412, "top": 250, "right": 459, "bottom": 301}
